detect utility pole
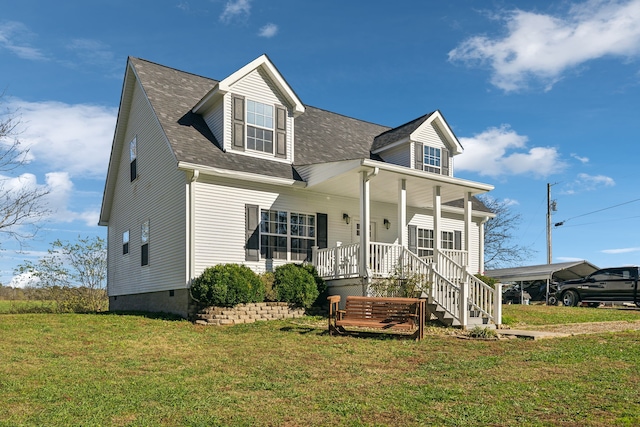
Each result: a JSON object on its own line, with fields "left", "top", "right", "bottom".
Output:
{"left": 546, "top": 183, "right": 557, "bottom": 264}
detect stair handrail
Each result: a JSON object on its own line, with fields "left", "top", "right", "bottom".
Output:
{"left": 401, "top": 249, "right": 460, "bottom": 320}
{"left": 438, "top": 251, "right": 495, "bottom": 322}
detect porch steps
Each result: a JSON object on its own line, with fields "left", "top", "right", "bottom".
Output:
{"left": 426, "top": 302, "right": 490, "bottom": 328}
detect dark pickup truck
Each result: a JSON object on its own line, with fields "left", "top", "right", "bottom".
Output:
{"left": 558, "top": 266, "right": 639, "bottom": 307}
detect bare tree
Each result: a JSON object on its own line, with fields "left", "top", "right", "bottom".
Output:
{"left": 479, "top": 195, "right": 534, "bottom": 270}
{"left": 0, "top": 94, "right": 50, "bottom": 247}
{"left": 16, "top": 236, "right": 107, "bottom": 312}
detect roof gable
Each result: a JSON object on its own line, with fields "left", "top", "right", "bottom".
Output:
{"left": 371, "top": 110, "right": 463, "bottom": 155}
{"left": 192, "top": 54, "right": 305, "bottom": 116}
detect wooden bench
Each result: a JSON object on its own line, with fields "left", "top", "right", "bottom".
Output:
{"left": 327, "top": 295, "right": 425, "bottom": 340}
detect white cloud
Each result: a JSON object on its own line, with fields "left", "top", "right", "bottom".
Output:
{"left": 9, "top": 271, "right": 37, "bottom": 288}
{"left": 258, "top": 23, "right": 278, "bottom": 38}
{"left": 0, "top": 21, "right": 46, "bottom": 61}
{"left": 0, "top": 171, "right": 98, "bottom": 228}
{"left": 456, "top": 125, "right": 565, "bottom": 177}
{"left": 601, "top": 247, "right": 640, "bottom": 254}
{"left": 448, "top": 0, "right": 640, "bottom": 91}
{"left": 570, "top": 153, "right": 589, "bottom": 163}
{"left": 11, "top": 99, "right": 117, "bottom": 179}
{"left": 220, "top": 0, "right": 251, "bottom": 23}
{"left": 560, "top": 172, "right": 615, "bottom": 194}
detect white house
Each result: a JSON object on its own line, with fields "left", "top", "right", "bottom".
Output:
{"left": 99, "top": 55, "right": 501, "bottom": 326}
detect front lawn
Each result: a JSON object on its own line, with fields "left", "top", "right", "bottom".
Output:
{"left": 1, "top": 307, "right": 639, "bottom": 426}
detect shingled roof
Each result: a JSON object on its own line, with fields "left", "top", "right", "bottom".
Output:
{"left": 371, "top": 112, "right": 434, "bottom": 152}
{"left": 127, "top": 57, "right": 488, "bottom": 211}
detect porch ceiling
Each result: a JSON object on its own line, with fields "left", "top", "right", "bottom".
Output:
{"left": 299, "top": 159, "right": 494, "bottom": 209}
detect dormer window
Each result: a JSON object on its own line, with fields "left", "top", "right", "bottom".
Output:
{"left": 423, "top": 146, "right": 441, "bottom": 174}
{"left": 232, "top": 94, "right": 288, "bottom": 159}
{"left": 246, "top": 100, "right": 274, "bottom": 154}
{"left": 414, "top": 142, "right": 449, "bottom": 176}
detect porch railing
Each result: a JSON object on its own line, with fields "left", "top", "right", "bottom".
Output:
{"left": 313, "top": 243, "right": 360, "bottom": 279}
{"left": 314, "top": 242, "right": 501, "bottom": 326}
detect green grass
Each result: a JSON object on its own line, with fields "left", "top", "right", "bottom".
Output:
{"left": 1, "top": 307, "right": 639, "bottom": 426}
{"left": 0, "top": 299, "right": 55, "bottom": 314}
{"left": 502, "top": 303, "right": 640, "bottom": 326}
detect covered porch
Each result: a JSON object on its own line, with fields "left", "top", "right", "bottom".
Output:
{"left": 300, "top": 158, "right": 502, "bottom": 327}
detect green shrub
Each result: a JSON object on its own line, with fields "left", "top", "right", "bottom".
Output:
{"left": 475, "top": 274, "right": 498, "bottom": 287}
{"left": 191, "top": 264, "right": 265, "bottom": 307}
{"left": 260, "top": 272, "right": 277, "bottom": 302}
{"left": 273, "top": 263, "right": 320, "bottom": 309}
{"left": 467, "top": 326, "right": 498, "bottom": 339}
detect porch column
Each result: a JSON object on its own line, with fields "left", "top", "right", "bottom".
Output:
{"left": 360, "top": 170, "right": 371, "bottom": 278}
{"left": 464, "top": 192, "right": 472, "bottom": 270}
{"left": 397, "top": 179, "right": 407, "bottom": 247}
{"left": 433, "top": 185, "right": 442, "bottom": 261}
{"left": 479, "top": 217, "right": 489, "bottom": 274}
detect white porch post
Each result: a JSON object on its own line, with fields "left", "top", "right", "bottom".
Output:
{"left": 464, "top": 192, "right": 472, "bottom": 270}
{"left": 360, "top": 170, "right": 371, "bottom": 279}
{"left": 479, "top": 217, "right": 489, "bottom": 274}
{"left": 433, "top": 186, "right": 442, "bottom": 261}
{"left": 397, "top": 179, "right": 407, "bottom": 247}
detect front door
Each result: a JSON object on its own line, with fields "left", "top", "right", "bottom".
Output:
{"left": 353, "top": 221, "right": 377, "bottom": 244}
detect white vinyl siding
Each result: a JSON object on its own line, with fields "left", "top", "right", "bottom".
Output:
{"left": 202, "top": 97, "right": 224, "bottom": 148}
{"left": 223, "top": 68, "right": 293, "bottom": 162}
{"left": 378, "top": 143, "right": 411, "bottom": 168}
{"left": 107, "top": 80, "right": 187, "bottom": 297}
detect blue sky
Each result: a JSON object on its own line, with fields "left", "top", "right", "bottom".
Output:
{"left": 1, "top": 0, "right": 639, "bottom": 285}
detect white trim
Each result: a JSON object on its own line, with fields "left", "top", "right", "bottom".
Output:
{"left": 177, "top": 161, "right": 306, "bottom": 188}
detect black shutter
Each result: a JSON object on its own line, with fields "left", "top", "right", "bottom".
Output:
{"left": 316, "top": 213, "right": 328, "bottom": 249}
{"left": 245, "top": 204, "right": 259, "bottom": 261}
{"left": 232, "top": 95, "right": 245, "bottom": 150}
{"left": 408, "top": 225, "right": 417, "bottom": 254}
{"left": 275, "top": 105, "right": 287, "bottom": 158}
{"left": 414, "top": 142, "right": 423, "bottom": 171}
{"left": 454, "top": 230, "right": 462, "bottom": 251}
{"left": 441, "top": 148, "right": 449, "bottom": 176}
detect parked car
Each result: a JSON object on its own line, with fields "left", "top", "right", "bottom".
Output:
{"left": 502, "top": 284, "right": 532, "bottom": 304}
{"left": 557, "top": 266, "right": 640, "bottom": 307}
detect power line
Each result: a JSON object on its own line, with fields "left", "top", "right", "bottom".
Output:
{"left": 555, "top": 214, "right": 640, "bottom": 229}
{"left": 554, "top": 197, "right": 640, "bottom": 227}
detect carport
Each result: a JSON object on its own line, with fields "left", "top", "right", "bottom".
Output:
{"left": 486, "top": 260, "right": 599, "bottom": 304}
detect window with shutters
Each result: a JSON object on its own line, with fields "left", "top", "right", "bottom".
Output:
{"left": 260, "top": 209, "right": 315, "bottom": 261}
{"left": 232, "top": 95, "right": 288, "bottom": 158}
{"left": 247, "top": 100, "right": 274, "bottom": 154}
{"left": 423, "top": 146, "right": 441, "bottom": 174}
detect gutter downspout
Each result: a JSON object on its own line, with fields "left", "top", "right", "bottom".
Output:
{"left": 188, "top": 170, "right": 200, "bottom": 290}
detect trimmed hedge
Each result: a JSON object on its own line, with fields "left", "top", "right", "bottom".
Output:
{"left": 273, "top": 263, "right": 322, "bottom": 309}
{"left": 191, "top": 264, "right": 265, "bottom": 307}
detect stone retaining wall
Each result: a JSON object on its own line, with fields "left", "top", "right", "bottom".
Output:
{"left": 194, "top": 302, "right": 306, "bottom": 326}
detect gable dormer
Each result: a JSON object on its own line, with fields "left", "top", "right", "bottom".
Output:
{"left": 192, "top": 55, "right": 304, "bottom": 163}
{"left": 371, "top": 110, "right": 463, "bottom": 177}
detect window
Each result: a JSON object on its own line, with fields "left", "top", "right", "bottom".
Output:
{"left": 423, "top": 146, "right": 441, "bottom": 174}
{"left": 141, "top": 220, "right": 149, "bottom": 266}
{"left": 260, "top": 209, "right": 315, "bottom": 261}
{"left": 129, "top": 137, "right": 138, "bottom": 181}
{"left": 122, "top": 230, "right": 129, "bottom": 255}
{"left": 246, "top": 100, "right": 274, "bottom": 154}
{"left": 417, "top": 228, "right": 434, "bottom": 257}
{"left": 441, "top": 231, "right": 454, "bottom": 250}
{"left": 441, "top": 231, "right": 462, "bottom": 251}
